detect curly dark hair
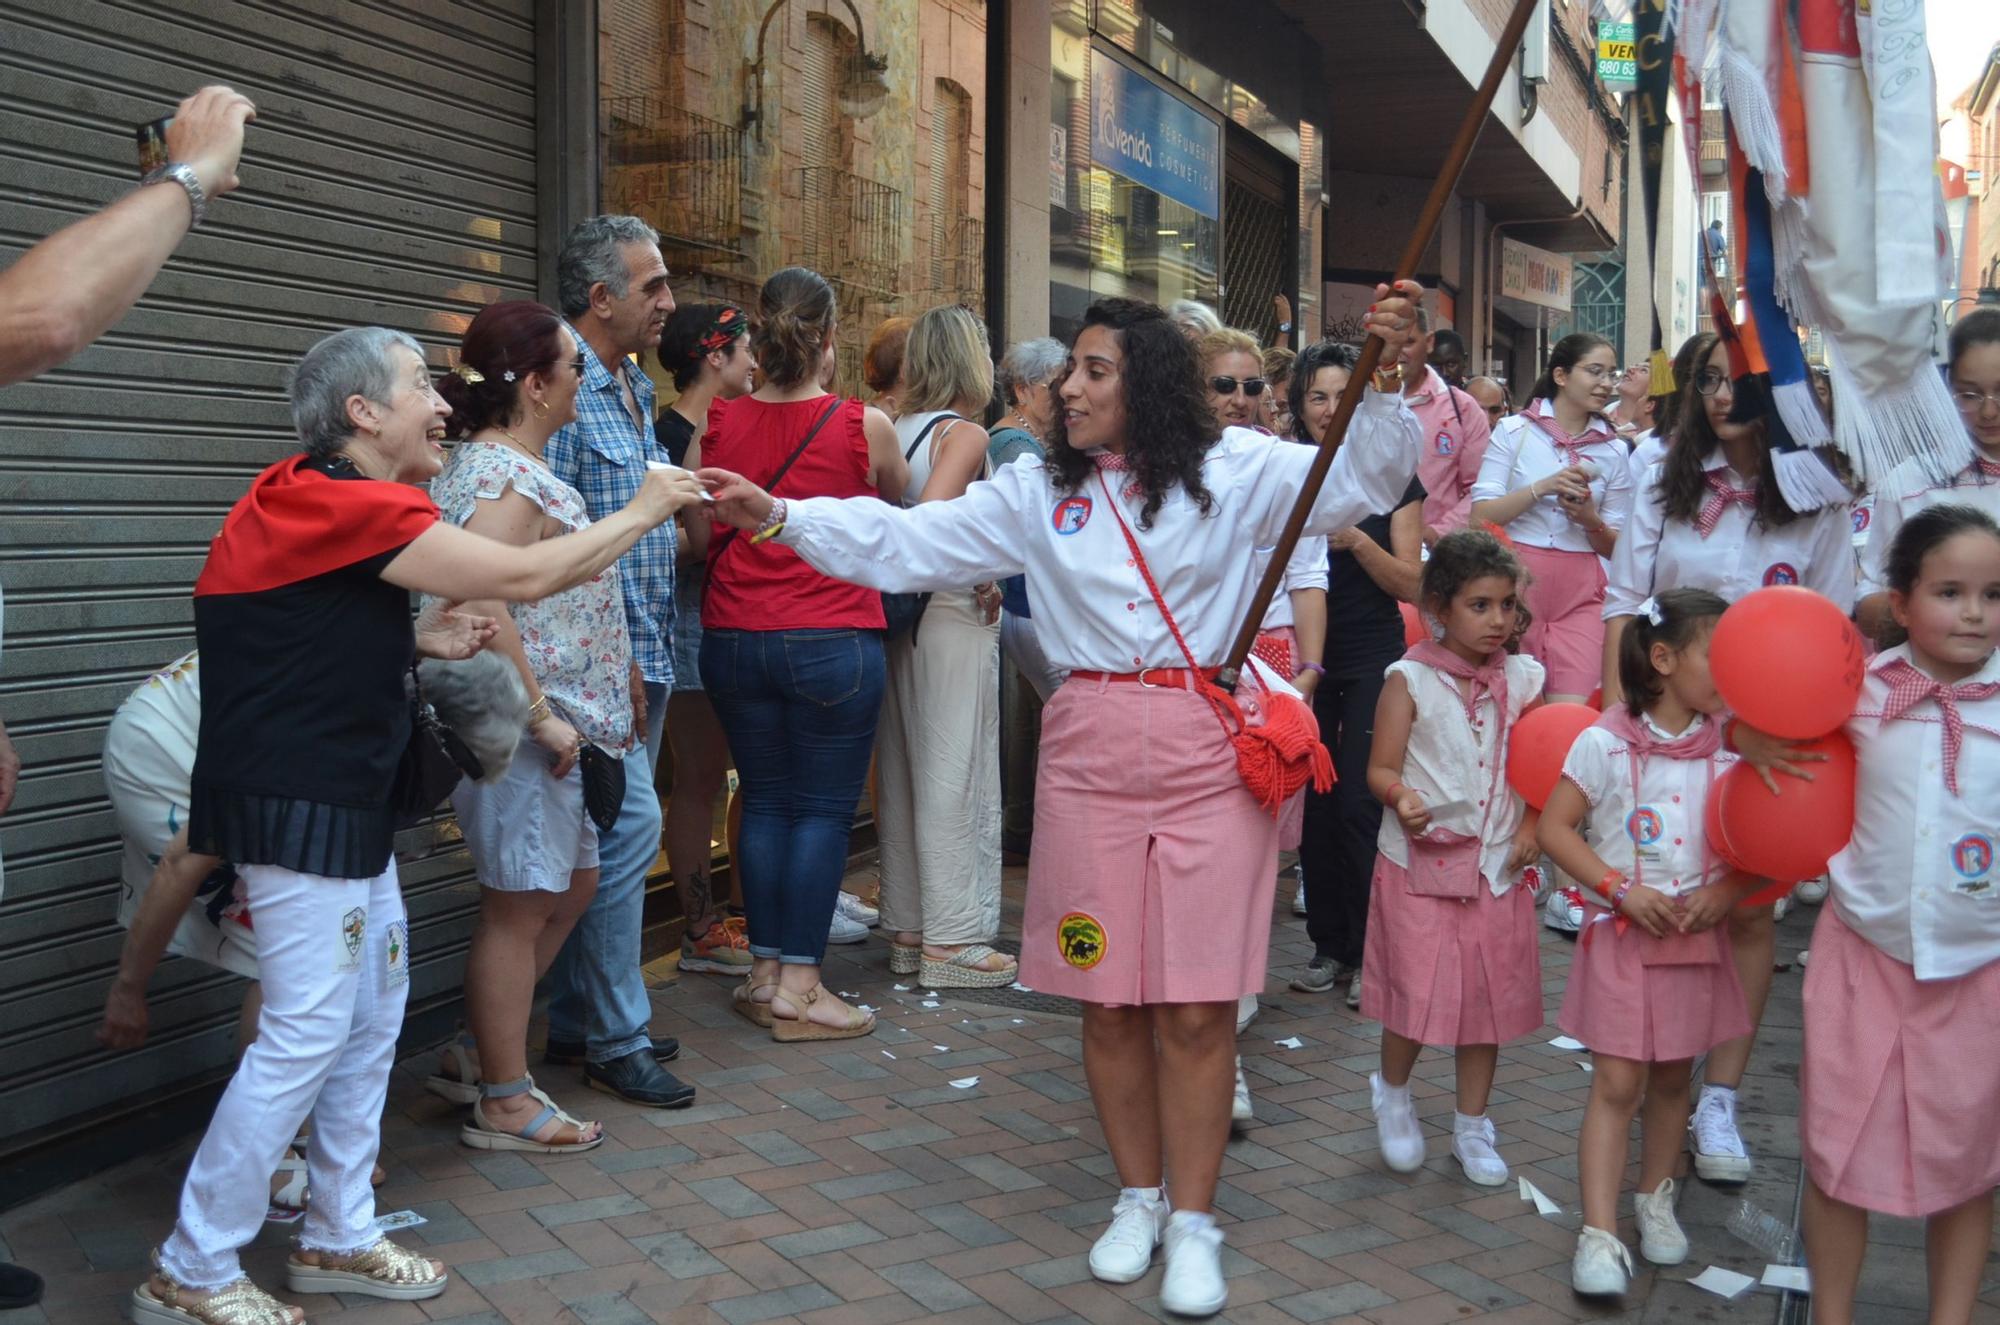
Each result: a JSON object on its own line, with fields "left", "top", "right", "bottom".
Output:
{"left": 1654, "top": 332, "right": 1846, "bottom": 529}
{"left": 1419, "top": 529, "right": 1532, "bottom": 650}
{"left": 1287, "top": 339, "right": 1361, "bottom": 441}
{"left": 1046, "top": 298, "right": 1218, "bottom": 529}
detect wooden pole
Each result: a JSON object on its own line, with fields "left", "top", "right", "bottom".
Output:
{"left": 1217, "top": 0, "right": 1545, "bottom": 693}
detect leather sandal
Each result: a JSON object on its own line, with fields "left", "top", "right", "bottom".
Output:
{"left": 131, "top": 1251, "right": 300, "bottom": 1325}
{"left": 285, "top": 1237, "right": 446, "bottom": 1301}
{"left": 460, "top": 1076, "right": 602, "bottom": 1153}
{"left": 422, "top": 1032, "right": 481, "bottom": 1106}
{"left": 769, "top": 984, "right": 875, "bottom": 1042}
{"left": 733, "top": 979, "right": 777, "bottom": 1028}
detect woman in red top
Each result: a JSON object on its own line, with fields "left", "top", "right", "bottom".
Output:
{"left": 692, "top": 266, "right": 908, "bottom": 1040}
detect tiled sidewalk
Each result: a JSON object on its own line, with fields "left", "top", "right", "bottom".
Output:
{"left": 4, "top": 868, "right": 1994, "bottom": 1324}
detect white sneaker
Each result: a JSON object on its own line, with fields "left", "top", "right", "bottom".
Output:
{"left": 1235, "top": 993, "right": 1259, "bottom": 1035}
{"left": 1345, "top": 965, "right": 1363, "bottom": 1010}
{"left": 1571, "top": 1225, "right": 1633, "bottom": 1296}
{"left": 1088, "top": 1187, "right": 1167, "bottom": 1284}
{"left": 1773, "top": 895, "right": 1793, "bottom": 922}
{"left": 1159, "top": 1212, "right": 1227, "bottom": 1318}
{"left": 827, "top": 910, "right": 869, "bottom": 945}
{"left": 1288, "top": 862, "right": 1308, "bottom": 916}
{"left": 1231, "top": 1059, "right": 1252, "bottom": 1124}
{"left": 834, "top": 892, "right": 880, "bottom": 926}
{"left": 1794, "top": 876, "right": 1829, "bottom": 905}
{"left": 1633, "top": 1178, "right": 1689, "bottom": 1265}
{"left": 1370, "top": 1072, "right": 1425, "bottom": 1173}
{"left": 1451, "top": 1113, "right": 1509, "bottom": 1186}
{"left": 1543, "top": 884, "right": 1586, "bottom": 934}
{"left": 1689, "top": 1087, "right": 1753, "bottom": 1182}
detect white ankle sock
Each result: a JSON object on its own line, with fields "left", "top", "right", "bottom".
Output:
{"left": 1122, "top": 1185, "right": 1165, "bottom": 1206}
{"left": 1701, "top": 1084, "right": 1735, "bottom": 1105}
{"left": 1453, "top": 1111, "right": 1487, "bottom": 1133}
{"left": 1378, "top": 1078, "right": 1412, "bottom": 1103}
{"left": 1167, "top": 1209, "right": 1216, "bottom": 1235}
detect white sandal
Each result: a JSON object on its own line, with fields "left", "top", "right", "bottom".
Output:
{"left": 268, "top": 1154, "right": 309, "bottom": 1211}
{"left": 460, "top": 1077, "right": 602, "bottom": 1153}
{"left": 423, "top": 1033, "right": 481, "bottom": 1106}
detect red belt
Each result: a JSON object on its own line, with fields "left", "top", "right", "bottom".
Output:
{"left": 1070, "top": 667, "right": 1217, "bottom": 692}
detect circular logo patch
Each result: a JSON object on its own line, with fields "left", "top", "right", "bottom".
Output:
{"left": 1052, "top": 496, "right": 1093, "bottom": 534}
{"left": 1762, "top": 562, "right": 1800, "bottom": 586}
{"left": 1952, "top": 833, "right": 1994, "bottom": 880}
{"left": 1435, "top": 431, "right": 1455, "bottom": 457}
{"left": 1058, "top": 911, "right": 1107, "bottom": 969}
{"left": 1625, "top": 806, "right": 1664, "bottom": 846}
{"left": 1851, "top": 504, "right": 1872, "bottom": 535}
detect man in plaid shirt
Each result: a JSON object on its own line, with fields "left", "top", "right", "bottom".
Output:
{"left": 540, "top": 215, "right": 699, "bottom": 1108}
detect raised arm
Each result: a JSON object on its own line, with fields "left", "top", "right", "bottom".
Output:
{"left": 1244, "top": 392, "right": 1423, "bottom": 545}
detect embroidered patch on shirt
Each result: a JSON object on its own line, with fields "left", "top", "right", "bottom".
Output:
{"left": 1626, "top": 806, "right": 1664, "bottom": 846}
{"left": 1762, "top": 562, "right": 1800, "bottom": 586}
{"left": 1435, "top": 431, "right": 1454, "bottom": 456}
{"left": 338, "top": 905, "right": 366, "bottom": 973}
{"left": 386, "top": 920, "right": 409, "bottom": 987}
{"left": 1058, "top": 911, "right": 1107, "bottom": 969}
{"left": 1052, "top": 496, "right": 1092, "bottom": 535}
{"left": 1952, "top": 834, "right": 1994, "bottom": 893}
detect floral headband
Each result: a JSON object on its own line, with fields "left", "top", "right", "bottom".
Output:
{"left": 695, "top": 306, "right": 747, "bottom": 356}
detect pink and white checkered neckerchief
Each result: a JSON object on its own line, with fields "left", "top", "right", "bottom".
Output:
{"left": 1974, "top": 457, "right": 2000, "bottom": 481}
{"left": 1516, "top": 398, "right": 1615, "bottom": 467}
{"left": 1092, "top": 450, "right": 1141, "bottom": 498}
{"left": 1876, "top": 657, "right": 2000, "bottom": 796}
{"left": 1695, "top": 471, "right": 1759, "bottom": 537}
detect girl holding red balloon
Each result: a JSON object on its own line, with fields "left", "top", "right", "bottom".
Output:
{"left": 1798, "top": 504, "right": 2000, "bottom": 1325}
{"left": 1536, "top": 588, "right": 1762, "bottom": 1298}
{"left": 1360, "top": 530, "right": 1546, "bottom": 1189}
{"left": 1599, "top": 330, "right": 1857, "bottom": 1187}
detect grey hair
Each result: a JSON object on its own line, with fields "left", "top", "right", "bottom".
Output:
{"left": 997, "top": 337, "right": 1067, "bottom": 406}
{"left": 556, "top": 214, "right": 661, "bottom": 318}
{"left": 416, "top": 650, "right": 528, "bottom": 781}
{"left": 1167, "top": 299, "right": 1222, "bottom": 339}
{"left": 290, "top": 326, "right": 425, "bottom": 459}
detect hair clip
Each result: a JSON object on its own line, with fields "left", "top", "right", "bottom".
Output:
{"left": 1638, "top": 596, "right": 1664, "bottom": 626}
{"left": 452, "top": 363, "right": 485, "bottom": 385}
{"left": 502, "top": 370, "right": 516, "bottom": 382}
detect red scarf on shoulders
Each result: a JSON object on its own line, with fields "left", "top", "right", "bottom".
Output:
{"left": 195, "top": 455, "right": 437, "bottom": 596}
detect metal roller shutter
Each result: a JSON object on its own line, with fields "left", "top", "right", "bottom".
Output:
{"left": 0, "top": 0, "right": 538, "bottom": 1153}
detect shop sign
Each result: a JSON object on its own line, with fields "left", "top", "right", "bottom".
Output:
{"left": 1090, "top": 51, "right": 1220, "bottom": 219}
{"left": 1500, "top": 237, "right": 1574, "bottom": 312}
{"left": 1050, "top": 124, "right": 1069, "bottom": 210}
{"left": 1597, "top": 20, "right": 1638, "bottom": 92}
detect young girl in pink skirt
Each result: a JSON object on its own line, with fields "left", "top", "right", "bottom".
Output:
{"left": 1362, "top": 530, "right": 1546, "bottom": 1187}
{"left": 1802, "top": 503, "right": 2000, "bottom": 1325}
{"left": 1537, "top": 587, "right": 1756, "bottom": 1297}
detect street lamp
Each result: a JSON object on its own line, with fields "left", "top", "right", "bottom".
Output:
{"left": 741, "top": 0, "right": 892, "bottom": 139}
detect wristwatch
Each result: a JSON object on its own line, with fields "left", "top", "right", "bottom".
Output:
{"left": 150, "top": 162, "right": 209, "bottom": 228}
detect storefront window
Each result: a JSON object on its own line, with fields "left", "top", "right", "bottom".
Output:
{"left": 1050, "top": 35, "right": 1222, "bottom": 342}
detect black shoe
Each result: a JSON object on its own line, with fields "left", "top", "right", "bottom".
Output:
{"left": 0, "top": 1262, "right": 43, "bottom": 1310}
{"left": 544, "top": 1034, "right": 680, "bottom": 1067}
{"left": 586, "top": 1050, "right": 697, "bottom": 1108}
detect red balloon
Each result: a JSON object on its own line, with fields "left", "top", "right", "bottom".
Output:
{"left": 1704, "top": 795, "right": 1797, "bottom": 909}
{"left": 1710, "top": 586, "right": 1866, "bottom": 739}
{"left": 1586, "top": 686, "right": 1603, "bottom": 712}
{"left": 1505, "top": 702, "right": 1600, "bottom": 810}
{"left": 1400, "top": 600, "right": 1426, "bottom": 648}
{"left": 1709, "top": 732, "right": 1857, "bottom": 883}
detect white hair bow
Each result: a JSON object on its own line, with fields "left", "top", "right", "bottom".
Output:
{"left": 1637, "top": 596, "right": 1664, "bottom": 627}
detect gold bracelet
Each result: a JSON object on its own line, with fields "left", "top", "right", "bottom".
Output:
{"left": 525, "top": 694, "right": 552, "bottom": 727}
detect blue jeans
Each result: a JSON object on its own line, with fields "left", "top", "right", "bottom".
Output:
{"left": 701, "top": 629, "right": 885, "bottom": 965}
{"left": 544, "top": 682, "right": 665, "bottom": 1064}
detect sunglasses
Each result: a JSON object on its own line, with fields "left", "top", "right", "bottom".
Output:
{"left": 1209, "top": 375, "right": 1268, "bottom": 398}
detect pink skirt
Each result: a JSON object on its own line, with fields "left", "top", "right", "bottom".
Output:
{"left": 1513, "top": 544, "right": 1607, "bottom": 698}
{"left": 1360, "top": 855, "right": 1544, "bottom": 1045}
{"left": 1557, "top": 914, "right": 1749, "bottom": 1062}
{"left": 1801, "top": 905, "right": 2000, "bottom": 1217}
{"left": 1019, "top": 675, "right": 1279, "bottom": 1005}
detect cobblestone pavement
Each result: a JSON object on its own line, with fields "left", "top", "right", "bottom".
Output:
{"left": 4, "top": 867, "right": 1997, "bottom": 1324}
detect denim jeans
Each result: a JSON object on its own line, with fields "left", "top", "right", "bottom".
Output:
{"left": 701, "top": 628, "right": 885, "bottom": 964}
{"left": 543, "top": 682, "right": 665, "bottom": 1064}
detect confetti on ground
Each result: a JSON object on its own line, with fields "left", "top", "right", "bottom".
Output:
{"left": 1009, "top": 981, "right": 1033, "bottom": 992}
{"left": 948, "top": 1077, "right": 979, "bottom": 1089}
{"left": 1548, "top": 1035, "right": 1586, "bottom": 1051}
{"left": 857, "top": 1004, "right": 878, "bottom": 1013}
{"left": 1274, "top": 1036, "right": 1304, "bottom": 1050}
{"left": 376, "top": 1209, "right": 427, "bottom": 1231}
{"left": 921, "top": 1000, "right": 942, "bottom": 1009}
{"left": 1518, "top": 1177, "right": 1563, "bottom": 1216}
{"left": 265, "top": 1207, "right": 304, "bottom": 1225}
{"left": 893, "top": 983, "right": 911, "bottom": 991}
{"left": 933, "top": 1044, "right": 949, "bottom": 1051}
{"left": 881, "top": 1050, "right": 896, "bottom": 1059}
{"left": 1688, "top": 1267, "right": 1757, "bottom": 1299}
{"left": 1762, "top": 1266, "right": 1810, "bottom": 1292}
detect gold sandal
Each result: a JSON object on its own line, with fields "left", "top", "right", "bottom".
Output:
{"left": 770, "top": 984, "right": 875, "bottom": 1042}
{"left": 733, "top": 979, "right": 777, "bottom": 1028}
{"left": 131, "top": 1257, "right": 300, "bottom": 1325}
{"left": 284, "top": 1237, "right": 446, "bottom": 1301}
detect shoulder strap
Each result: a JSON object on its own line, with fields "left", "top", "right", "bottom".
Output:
{"left": 906, "top": 411, "right": 965, "bottom": 460}
{"left": 707, "top": 396, "right": 843, "bottom": 572}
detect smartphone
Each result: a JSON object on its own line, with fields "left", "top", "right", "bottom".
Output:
{"left": 136, "top": 117, "right": 172, "bottom": 180}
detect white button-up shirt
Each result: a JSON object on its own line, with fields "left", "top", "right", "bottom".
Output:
{"left": 1625, "top": 429, "right": 1666, "bottom": 492}
{"left": 1471, "top": 405, "right": 1634, "bottom": 553}
{"left": 1376, "top": 653, "right": 1547, "bottom": 894}
{"left": 1857, "top": 458, "right": 2000, "bottom": 597}
{"left": 1257, "top": 532, "right": 1329, "bottom": 631}
{"left": 1827, "top": 645, "right": 2000, "bottom": 981}
{"left": 1604, "top": 453, "right": 1856, "bottom": 619}
{"left": 776, "top": 397, "right": 1422, "bottom": 673}
{"left": 1560, "top": 714, "right": 1737, "bottom": 899}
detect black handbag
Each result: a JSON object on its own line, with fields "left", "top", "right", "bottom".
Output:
{"left": 576, "top": 741, "right": 626, "bottom": 832}
{"left": 392, "top": 666, "right": 487, "bottom": 824}
{"left": 879, "top": 413, "right": 964, "bottom": 643}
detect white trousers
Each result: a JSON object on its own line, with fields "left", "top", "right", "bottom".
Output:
{"left": 160, "top": 860, "right": 408, "bottom": 1287}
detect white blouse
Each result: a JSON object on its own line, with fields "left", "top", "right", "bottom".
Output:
{"left": 1376, "top": 653, "right": 1547, "bottom": 895}
{"left": 776, "top": 396, "right": 1422, "bottom": 674}
{"left": 1560, "top": 714, "right": 1737, "bottom": 900}
{"left": 1471, "top": 406, "right": 1635, "bottom": 552}
{"left": 1827, "top": 645, "right": 2000, "bottom": 981}
{"left": 1857, "top": 457, "right": 2000, "bottom": 597}
{"left": 1604, "top": 453, "right": 1856, "bottom": 619}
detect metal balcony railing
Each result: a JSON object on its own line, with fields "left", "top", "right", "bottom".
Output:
{"left": 1699, "top": 108, "right": 1726, "bottom": 176}
{"left": 922, "top": 215, "right": 985, "bottom": 313}
{"left": 795, "top": 166, "right": 903, "bottom": 297}
{"left": 602, "top": 97, "right": 745, "bottom": 267}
